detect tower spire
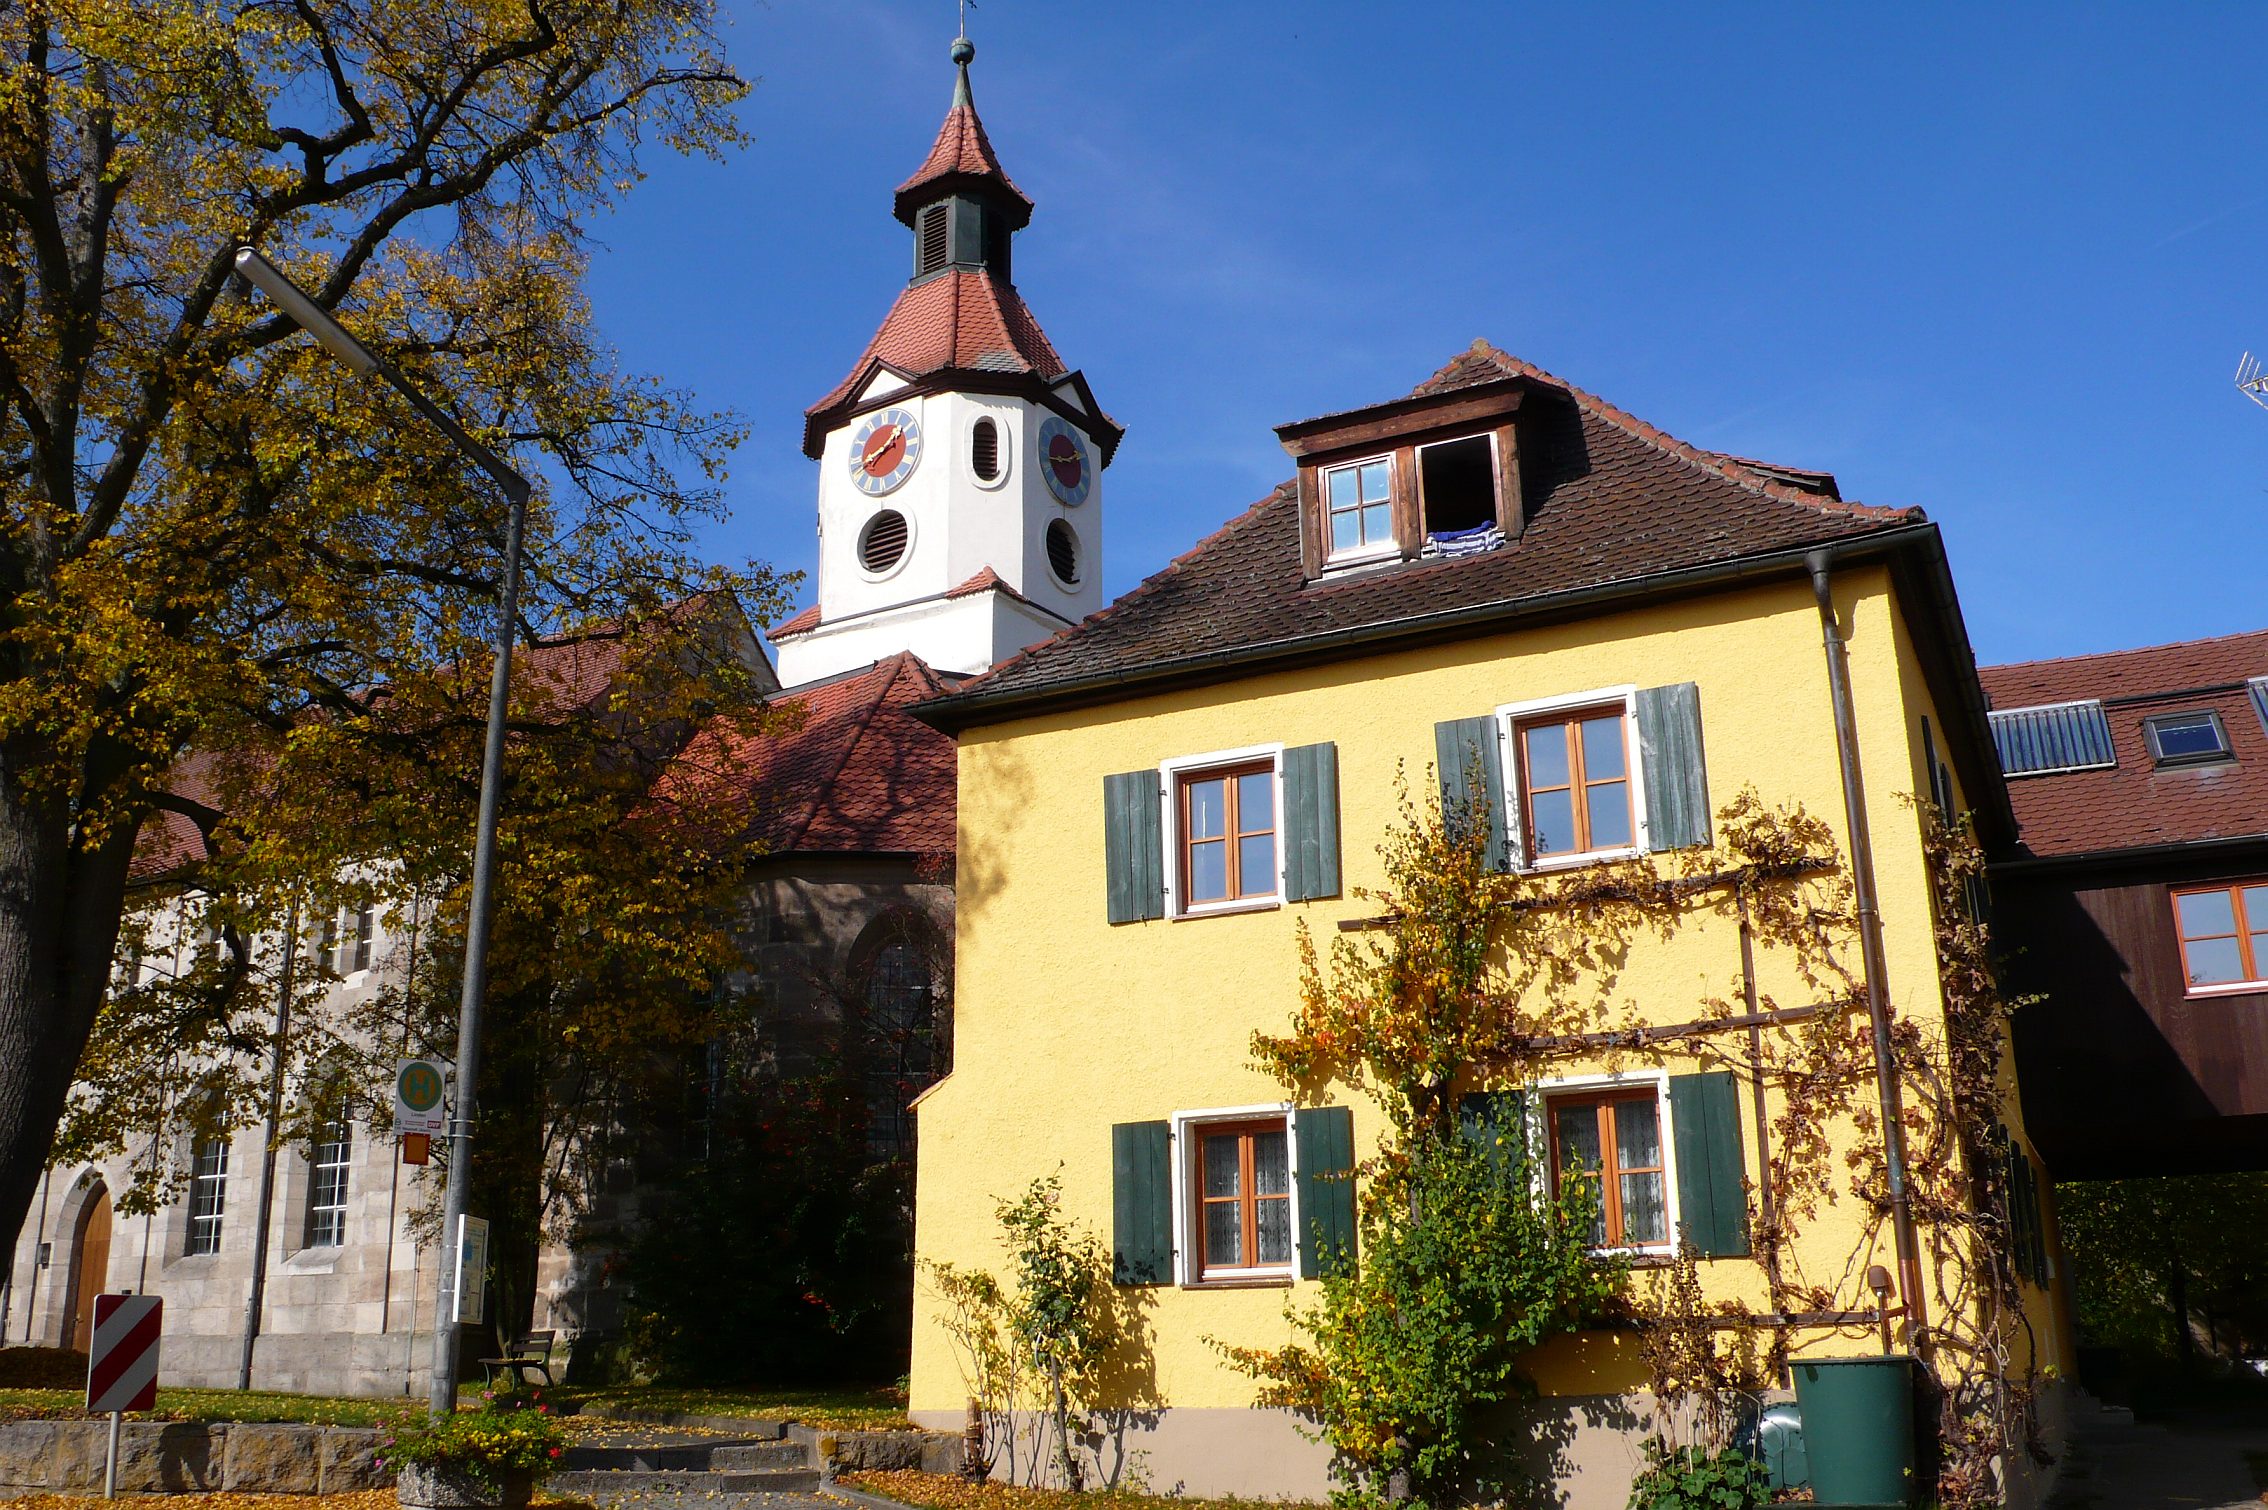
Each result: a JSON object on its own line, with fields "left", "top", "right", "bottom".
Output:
{"left": 951, "top": 34, "right": 974, "bottom": 107}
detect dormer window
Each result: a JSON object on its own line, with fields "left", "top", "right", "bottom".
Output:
{"left": 1324, "top": 458, "right": 1395, "bottom": 561}
{"left": 1276, "top": 370, "right": 1529, "bottom": 580}
{"left": 2145, "top": 710, "right": 2231, "bottom": 766}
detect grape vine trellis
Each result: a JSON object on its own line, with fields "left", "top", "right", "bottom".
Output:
{"left": 1228, "top": 775, "right": 2046, "bottom": 1507}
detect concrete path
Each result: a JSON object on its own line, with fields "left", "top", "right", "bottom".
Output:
{"left": 2047, "top": 1410, "right": 2268, "bottom": 1510}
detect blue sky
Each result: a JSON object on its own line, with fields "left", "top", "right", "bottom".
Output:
{"left": 582, "top": 3, "right": 2268, "bottom": 667}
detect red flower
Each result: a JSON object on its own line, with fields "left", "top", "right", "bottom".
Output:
{"left": 549, "top": 1448, "right": 562, "bottom": 1459}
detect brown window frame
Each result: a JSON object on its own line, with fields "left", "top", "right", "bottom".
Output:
{"left": 1176, "top": 760, "right": 1278, "bottom": 911}
{"left": 2172, "top": 880, "right": 2268, "bottom": 994}
{"left": 1513, "top": 705, "right": 1637, "bottom": 865}
{"left": 1546, "top": 1088, "right": 1669, "bottom": 1250}
{"left": 1194, "top": 1116, "right": 1293, "bottom": 1279}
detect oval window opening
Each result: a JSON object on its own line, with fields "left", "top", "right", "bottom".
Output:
{"left": 1045, "top": 519, "right": 1079, "bottom": 585}
{"left": 861, "top": 510, "right": 910, "bottom": 574}
{"left": 971, "top": 418, "right": 1000, "bottom": 481}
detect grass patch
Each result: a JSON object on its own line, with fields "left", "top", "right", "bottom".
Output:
{"left": 841, "top": 1470, "right": 1319, "bottom": 1510}
{"left": 0, "top": 1388, "right": 406, "bottom": 1427}
{"left": 552, "top": 1383, "right": 912, "bottom": 1432}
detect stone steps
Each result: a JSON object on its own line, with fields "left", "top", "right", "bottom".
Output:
{"left": 548, "top": 1466, "right": 827, "bottom": 1497}
{"left": 561, "top": 1439, "right": 805, "bottom": 1472}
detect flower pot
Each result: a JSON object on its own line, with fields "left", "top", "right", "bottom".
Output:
{"left": 395, "top": 1461, "right": 534, "bottom": 1510}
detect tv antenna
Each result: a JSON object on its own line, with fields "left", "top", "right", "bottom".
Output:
{"left": 2236, "top": 351, "right": 2268, "bottom": 411}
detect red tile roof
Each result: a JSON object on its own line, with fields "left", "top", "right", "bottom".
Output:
{"left": 771, "top": 605, "right": 821, "bottom": 639}
{"left": 1981, "top": 629, "right": 2268, "bottom": 860}
{"left": 805, "top": 269, "right": 1066, "bottom": 436}
{"left": 895, "top": 102, "right": 1032, "bottom": 226}
{"left": 929, "top": 342, "right": 1923, "bottom": 716}
{"left": 662, "top": 652, "right": 958, "bottom": 858}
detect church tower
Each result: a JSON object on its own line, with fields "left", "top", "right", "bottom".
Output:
{"left": 775, "top": 37, "right": 1120, "bottom": 688}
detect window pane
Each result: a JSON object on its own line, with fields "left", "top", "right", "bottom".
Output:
{"left": 1360, "top": 462, "right": 1391, "bottom": 503}
{"left": 2152, "top": 714, "right": 2225, "bottom": 759}
{"left": 2177, "top": 889, "right": 2238, "bottom": 940}
{"left": 1554, "top": 1104, "right": 1601, "bottom": 1173}
{"left": 1328, "top": 467, "right": 1357, "bottom": 510}
{"left": 2185, "top": 935, "right": 2246, "bottom": 987}
{"left": 1256, "top": 1196, "right": 1292, "bottom": 1265}
{"left": 1253, "top": 1129, "right": 1289, "bottom": 1195}
{"left": 1238, "top": 835, "right": 1275, "bottom": 894}
{"left": 1620, "top": 1172, "right": 1667, "bottom": 1246}
{"left": 1586, "top": 780, "right": 1633, "bottom": 850}
{"left": 1188, "top": 778, "right": 1227, "bottom": 839}
{"left": 1581, "top": 715, "right": 1627, "bottom": 780}
{"left": 1188, "top": 840, "right": 1227, "bottom": 903}
{"left": 1331, "top": 508, "right": 1358, "bottom": 554}
{"left": 1614, "top": 1098, "right": 1660, "bottom": 1171}
{"left": 1530, "top": 789, "right": 1577, "bottom": 857}
{"left": 1203, "top": 1135, "right": 1242, "bottom": 1198}
{"left": 1204, "top": 1201, "right": 1243, "bottom": 1267}
{"left": 2244, "top": 886, "right": 2268, "bottom": 923}
{"left": 2250, "top": 935, "right": 2268, "bottom": 981}
{"left": 1238, "top": 772, "right": 1274, "bottom": 831}
{"left": 1525, "top": 724, "right": 1570, "bottom": 789}
{"left": 1360, "top": 502, "right": 1389, "bottom": 544}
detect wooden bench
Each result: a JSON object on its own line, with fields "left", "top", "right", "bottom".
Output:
{"left": 477, "top": 1329, "right": 556, "bottom": 1390}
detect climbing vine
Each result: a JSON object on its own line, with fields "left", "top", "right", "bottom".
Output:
{"left": 1223, "top": 773, "right": 2045, "bottom": 1507}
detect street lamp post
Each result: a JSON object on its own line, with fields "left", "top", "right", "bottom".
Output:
{"left": 234, "top": 247, "right": 530, "bottom": 1416}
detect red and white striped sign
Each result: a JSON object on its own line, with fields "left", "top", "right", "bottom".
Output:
{"left": 85, "top": 1294, "right": 160, "bottom": 1413}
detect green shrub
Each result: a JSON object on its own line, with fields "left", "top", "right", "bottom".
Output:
{"left": 1625, "top": 1442, "right": 1770, "bottom": 1510}
{"left": 0, "top": 1349, "right": 86, "bottom": 1389}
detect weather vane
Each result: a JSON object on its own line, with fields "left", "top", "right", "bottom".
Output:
{"left": 958, "top": 0, "right": 973, "bottom": 41}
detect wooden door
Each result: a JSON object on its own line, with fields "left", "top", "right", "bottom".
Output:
{"left": 67, "top": 1187, "right": 112, "bottom": 1352}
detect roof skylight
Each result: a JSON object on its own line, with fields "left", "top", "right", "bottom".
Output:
{"left": 2143, "top": 710, "right": 2232, "bottom": 766}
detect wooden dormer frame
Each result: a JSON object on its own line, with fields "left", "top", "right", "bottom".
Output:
{"left": 1275, "top": 376, "right": 1528, "bottom": 579}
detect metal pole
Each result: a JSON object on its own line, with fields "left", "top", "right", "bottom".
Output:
{"left": 238, "top": 904, "right": 299, "bottom": 1390}
{"left": 104, "top": 1409, "right": 120, "bottom": 1498}
{"left": 1806, "top": 549, "right": 1928, "bottom": 1338}
{"left": 231, "top": 247, "right": 533, "bottom": 1417}
{"left": 426, "top": 475, "right": 527, "bottom": 1415}
{"left": 380, "top": 887, "right": 421, "bottom": 1338}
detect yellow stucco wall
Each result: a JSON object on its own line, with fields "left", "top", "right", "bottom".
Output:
{"left": 912, "top": 564, "right": 2066, "bottom": 1418}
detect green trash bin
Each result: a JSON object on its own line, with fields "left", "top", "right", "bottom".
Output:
{"left": 1791, "top": 1356, "right": 1917, "bottom": 1509}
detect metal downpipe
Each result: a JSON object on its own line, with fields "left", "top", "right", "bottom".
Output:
{"left": 1806, "top": 548, "right": 1929, "bottom": 1340}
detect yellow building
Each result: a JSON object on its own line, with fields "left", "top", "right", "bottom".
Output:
{"left": 908, "top": 344, "right": 2075, "bottom": 1502}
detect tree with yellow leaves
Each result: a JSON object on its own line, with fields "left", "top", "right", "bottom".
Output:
{"left": 0, "top": 0, "right": 763, "bottom": 1263}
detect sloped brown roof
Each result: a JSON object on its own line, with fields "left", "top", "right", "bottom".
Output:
{"left": 895, "top": 101, "right": 1031, "bottom": 225}
{"left": 928, "top": 342, "right": 1923, "bottom": 718}
{"left": 1981, "top": 629, "right": 2268, "bottom": 860}
{"left": 664, "top": 652, "right": 958, "bottom": 858}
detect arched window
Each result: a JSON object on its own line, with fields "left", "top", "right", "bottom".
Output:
{"left": 970, "top": 417, "right": 1000, "bottom": 481}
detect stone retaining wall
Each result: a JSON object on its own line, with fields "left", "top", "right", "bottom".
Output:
{"left": 0, "top": 1420, "right": 389, "bottom": 1498}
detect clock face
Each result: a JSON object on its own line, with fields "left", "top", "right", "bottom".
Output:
{"left": 1036, "top": 415, "right": 1092, "bottom": 506}
{"left": 849, "top": 407, "right": 923, "bottom": 496}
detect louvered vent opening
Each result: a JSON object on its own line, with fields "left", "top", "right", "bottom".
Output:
{"left": 971, "top": 418, "right": 1000, "bottom": 480}
{"left": 1988, "top": 699, "right": 2116, "bottom": 777}
{"left": 1045, "top": 519, "right": 1079, "bottom": 585}
{"left": 918, "top": 205, "right": 950, "bottom": 276}
{"left": 860, "top": 510, "right": 910, "bottom": 574}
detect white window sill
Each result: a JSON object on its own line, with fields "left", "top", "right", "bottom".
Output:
{"left": 1521, "top": 845, "right": 1644, "bottom": 875}
{"left": 1319, "top": 548, "right": 1400, "bottom": 576}
{"left": 1172, "top": 896, "right": 1282, "bottom": 921}
{"left": 2184, "top": 980, "right": 2268, "bottom": 999}
{"left": 1184, "top": 1271, "right": 1294, "bottom": 1290}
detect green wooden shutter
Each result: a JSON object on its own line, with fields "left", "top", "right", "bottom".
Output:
{"left": 1458, "top": 1090, "right": 1530, "bottom": 1189}
{"left": 1296, "top": 1105, "right": 1357, "bottom": 1280}
{"left": 1111, "top": 1121, "right": 1173, "bottom": 1285}
{"left": 1434, "top": 716, "right": 1510, "bottom": 871}
{"left": 1282, "top": 743, "right": 1342, "bottom": 902}
{"left": 1669, "top": 1071, "right": 1749, "bottom": 1258}
{"left": 1636, "top": 683, "right": 1711, "bottom": 852}
{"left": 1103, "top": 770, "right": 1164, "bottom": 924}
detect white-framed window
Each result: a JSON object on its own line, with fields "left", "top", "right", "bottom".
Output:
{"left": 1170, "top": 1103, "right": 1301, "bottom": 1285}
{"left": 1496, "top": 686, "right": 1650, "bottom": 869}
{"left": 1322, "top": 455, "right": 1396, "bottom": 563}
{"left": 305, "top": 1122, "right": 351, "bottom": 1247}
{"left": 350, "top": 905, "right": 375, "bottom": 974}
{"left": 1158, "top": 745, "right": 1286, "bottom": 917}
{"left": 1534, "top": 1070, "right": 1678, "bottom": 1255}
{"left": 1417, "top": 432, "right": 1500, "bottom": 537}
{"left": 186, "top": 1134, "right": 229, "bottom": 1256}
